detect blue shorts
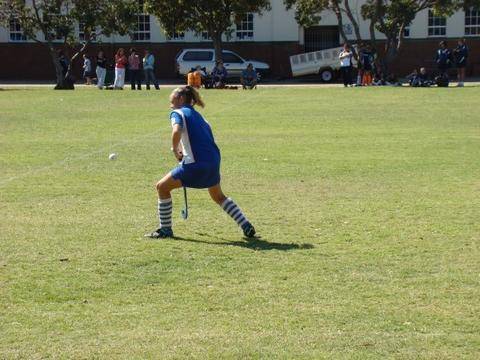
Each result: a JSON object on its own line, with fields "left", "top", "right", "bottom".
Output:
{"left": 171, "top": 162, "right": 220, "bottom": 189}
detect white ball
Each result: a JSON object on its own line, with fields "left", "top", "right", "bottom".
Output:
{"left": 109, "top": 153, "right": 117, "bottom": 160}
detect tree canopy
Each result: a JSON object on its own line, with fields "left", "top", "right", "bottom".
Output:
{"left": 285, "top": 0, "right": 480, "bottom": 70}
{"left": 0, "top": 0, "right": 139, "bottom": 88}
{"left": 146, "top": 0, "right": 271, "bottom": 61}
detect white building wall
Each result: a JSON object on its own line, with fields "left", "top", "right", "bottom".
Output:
{"left": 0, "top": 0, "right": 474, "bottom": 44}
{"left": 0, "top": 28, "right": 8, "bottom": 42}
{"left": 448, "top": 10, "right": 467, "bottom": 38}
{"left": 271, "top": 1, "right": 299, "bottom": 42}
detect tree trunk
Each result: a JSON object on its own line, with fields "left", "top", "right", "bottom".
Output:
{"left": 334, "top": 7, "right": 348, "bottom": 44}
{"left": 343, "top": 0, "right": 362, "bottom": 42}
{"left": 212, "top": 33, "right": 223, "bottom": 63}
{"left": 47, "top": 47, "right": 68, "bottom": 90}
{"left": 368, "top": 20, "right": 377, "bottom": 50}
{"left": 64, "top": 41, "right": 90, "bottom": 88}
{"left": 47, "top": 44, "right": 74, "bottom": 90}
{"left": 381, "top": 37, "right": 398, "bottom": 75}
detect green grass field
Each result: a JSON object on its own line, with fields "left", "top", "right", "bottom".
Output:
{"left": 1, "top": 86, "right": 479, "bottom": 359}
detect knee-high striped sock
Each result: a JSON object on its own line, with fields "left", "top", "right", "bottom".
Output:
{"left": 158, "top": 198, "right": 172, "bottom": 228}
{"left": 221, "top": 198, "right": 249, "bottom": 228}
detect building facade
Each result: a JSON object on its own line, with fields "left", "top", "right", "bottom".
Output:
{"left": 0, "top": 0, "right": 479, "bottom": 80}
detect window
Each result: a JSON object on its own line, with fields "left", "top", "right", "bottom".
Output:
{"left": 236, "top": 13, "right": 254, "bottom": 40}
{"left": 168, "top": 28, "right": 185, "bottom": 41}
{"left": 222, "top": 52, "right": 243, "bottom": 63}
{"left": 78, "top": 21, "right": 97, "bottom": 42}
{"left": 9, "top": 18, "right": 26, "bottom": 41}
{"left": 132, "top": 0, "right": 150, "bottom": 41}
{"left": 167, "top": 21, "right": 185, "bottom": 41}
{"left": 182, "top": 51, "right": 213, "bottom": 61}
{"left": 44, "top": 13, "right": 67, "bottom": 41}
{"left": 465, "top": 8, "right": 480, "bottom": 35}
{"left": 403, "top": 26, "right": 410, "bottom": 38}
{"left": 133, "top": 14, "right": 150, "bottom": 41}
{"left": 201, "top": 31, "right": 210, "bottom": 41}
{"left": 428, "top": 10, "right": 446, "bottom": 36}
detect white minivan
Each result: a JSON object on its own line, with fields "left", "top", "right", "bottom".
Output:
{"left": 175, "top": 48, "right": 270, "bottom": 78}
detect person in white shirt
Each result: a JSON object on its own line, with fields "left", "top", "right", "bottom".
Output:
{"left": 339, "top": 43, "right": 354, "bottom": 87}
{"left": 82, "top": 54, "right": 93, "bottom": 85}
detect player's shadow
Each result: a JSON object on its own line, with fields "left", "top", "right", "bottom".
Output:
{"left": 171, "top": 235, "right": 314, "bottom": 251}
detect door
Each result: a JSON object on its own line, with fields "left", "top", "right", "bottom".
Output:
{"left": 304, "top": 26, "right": 340, "bottom": 52}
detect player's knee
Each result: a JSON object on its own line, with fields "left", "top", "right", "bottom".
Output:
{"left": 156, "top": 180, "right": 167, "bottom": 195}
{"left": 211, "top": 192, "right": 227, "bottom": 205}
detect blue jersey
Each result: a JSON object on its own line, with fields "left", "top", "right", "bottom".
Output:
{"left": 170, "top": 105, "right": 220, "bottom": 166}
{"left": 436, "top": 48, "right": 451, "bottom": 66}
{"left": 454, "top": 44, "right": 468, "bottom": 64}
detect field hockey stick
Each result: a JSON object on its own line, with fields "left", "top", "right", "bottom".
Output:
{"left": 181, "top": 186, "right": 188, "bottom": 220}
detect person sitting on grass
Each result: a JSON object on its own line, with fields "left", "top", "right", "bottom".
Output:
{"left": 372, "top": 69, "right": 385, "bottom": 86}
{"left": 407, "top": 69, "right": 420, "bottom": 87}
{"left": 211, "top": 60, "right": 228, "bottom": 88}
{"left": 240, "top": 63, "right": 258, "bottom": 89}
{"left": 187, "top": 65, "right": 206, "bottom": 89}
{"left": 146, "top": 86, "right": 256, "bottom": 239}
{"left": 418, "top": 67, "right": 432, "bottom": 86}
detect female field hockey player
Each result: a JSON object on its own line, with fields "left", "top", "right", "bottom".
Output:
{"left": 146, "top": 86, "right": 256, "bottom": 239}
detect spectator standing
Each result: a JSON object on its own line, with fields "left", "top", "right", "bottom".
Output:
{"left": 114, "top": 48, "right": 128, "bottom": 89}
{"left": 82, "top": 54, "right": 93, "bottom": 85}
{"left": 211, "top": 61, "right": 228, "bottom": 88}
{"left": 96, "top": 50, "right": 107, "bottom": 89}
{"left": 143, "top": 49, "right": 160, "bottom": 90}
{"left": 128, "top": 48, "right": 142, "bottom": 90}
{"left": 453, "top": 38, "right": 468, "bottom": 87}
{"left": 355, "top": 43, "right": 364, "bottom": 86}
{"left": 360, "top": 44, "right": 374, "bottom": 86}
{"left": 339, "top": 43, "right": 354, "bottom": 87}
{"left": 240, "top": 63, "right": 258, "bottom": 89}
{"left": 435, "top": 41, "right": 452, "bottom": 77}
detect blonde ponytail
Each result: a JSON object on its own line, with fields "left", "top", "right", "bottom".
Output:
{"left": 172, "top": 86, "right": 205, "bottom": 108}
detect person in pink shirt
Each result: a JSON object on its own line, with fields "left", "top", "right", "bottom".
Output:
{"left": 128, "top": 48, "right": 142, "bottom": 90}
{"left": 114, "top": 48, "right": 127, "bottom": 89}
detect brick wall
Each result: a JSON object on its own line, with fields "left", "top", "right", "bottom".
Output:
{"left": 387, "top": 38, "right": 480, "bottom": 77}
{"left": 0, "top": 39, "right": 478, "bottom": 81}
{"left": 0, "top": 42, "right": 302, "bottom": 81}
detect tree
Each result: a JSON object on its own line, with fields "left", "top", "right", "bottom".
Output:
{"left": 284, "top": 0, "right": 363, "bottom": 44}
{"left": 361, "top": 0, "right": 480, "bottom": 72}
{"left": 0, "top": 0, "right": 139, "bottom": 89}
{"left": 146, "top": 0, "right": 271, "bottom": 62}
{"left": 286, "top": 0, "right": 480, "bottom": 72}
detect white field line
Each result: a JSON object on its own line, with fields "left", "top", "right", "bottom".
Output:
{"left": 0, "top": 96, "right": 253, "bottom": 188}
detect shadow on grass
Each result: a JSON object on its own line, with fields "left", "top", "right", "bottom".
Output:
{"left": 170, "top": 234, "right": 314, "bottom": 251}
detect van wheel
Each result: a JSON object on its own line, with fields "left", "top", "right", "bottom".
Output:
{"left": 319, "top": 69, "right": 334, "bottom": 83}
